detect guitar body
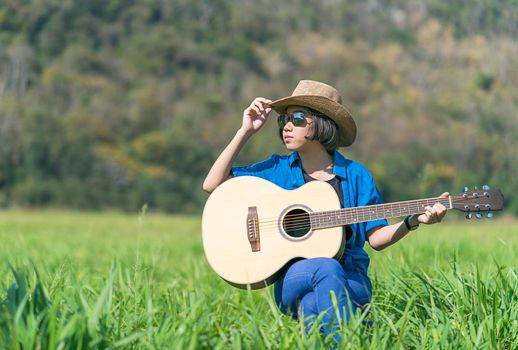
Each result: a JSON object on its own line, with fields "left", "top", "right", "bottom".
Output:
{"left": 202, "top": 176, "right": 344, "bottom": 290}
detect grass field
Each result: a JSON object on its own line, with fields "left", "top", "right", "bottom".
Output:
{"left": 0, "top": 210, "right": 516, "bottom": 349}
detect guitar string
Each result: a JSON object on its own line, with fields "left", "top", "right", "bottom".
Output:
{"left": 254, "top": 196, "right": 488, "bottom": 225}
{"left": 259, "top": 207, "right": 485, "bottom": 231}
{"left": 257, "top": 205, "right": 477, "bottom": 231}
{"left": 247, "top": 199, "right": 495, "bottom": 234}
{"left": 254, "top": 198, "right": 452, "bottom": 226}
{"left": 252, "top": 199, "right": 489, "bottom": 234}
{"left": 251, "top": 197, "right": 490, "bottom": 231}
{"left": 243, "top": 201, "right": 496, "bottom": 235}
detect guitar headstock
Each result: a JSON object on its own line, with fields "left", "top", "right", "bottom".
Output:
{"left": 451, "top": 186, "right": 504, "bottom": 219}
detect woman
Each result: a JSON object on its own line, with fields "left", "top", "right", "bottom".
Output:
{"left": 203, "top": 80, "right": 447, "bottom": 342}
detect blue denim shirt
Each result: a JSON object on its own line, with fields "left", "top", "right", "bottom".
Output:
{"left": 231, "top": 151, "right": 388, "bottom": 275}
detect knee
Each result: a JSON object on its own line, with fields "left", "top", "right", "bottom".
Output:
{"left": 312, "top": 258, "right": 346, "bottom": 281}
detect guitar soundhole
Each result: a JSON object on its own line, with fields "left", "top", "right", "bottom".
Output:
{"left": 283, "top": 209, "right": 311, "bottom": 238}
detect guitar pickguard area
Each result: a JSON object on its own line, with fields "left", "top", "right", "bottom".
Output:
{"left": 278, "top": 204, "right": 314, "bottom": 241}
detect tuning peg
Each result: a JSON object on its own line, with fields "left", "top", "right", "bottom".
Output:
{"left": 476, "top": 212, "right": 483, "bottom": 219}
{"left": 466, "top": 213, "right": 472, "bottom": 219}
{"left": 474, "top": 186, "right": 478, "bottom": 190}
{"left": 487, "top": 212, "right": 494, "bottom": 219}
{"left": 463, "top": 186, "right": 469, "bottom": 193}
{"left": 482, "top": 185, "right": 491, "bottom": 191}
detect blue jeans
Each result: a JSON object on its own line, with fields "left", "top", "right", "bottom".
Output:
{"left": 274, "top": 257, "right": 372, "bottom": 340}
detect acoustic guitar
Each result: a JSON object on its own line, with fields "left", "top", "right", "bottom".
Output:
{"left": 202, "top": 176, "right": 504, "bottom": 290}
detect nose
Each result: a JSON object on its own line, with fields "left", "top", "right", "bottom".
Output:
{"left": 283, "top": 121, "right": 294, "bottom": 131}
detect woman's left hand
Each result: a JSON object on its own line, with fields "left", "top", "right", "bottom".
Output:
{"left": 416, "top": 192, "right": 449, "bottom": 225}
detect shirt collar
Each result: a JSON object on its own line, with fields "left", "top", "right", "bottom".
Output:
{"left": 332, "top": 151, "right": 348, "bottom": 179}
{"left": 288, "top": 152, "right": 301, "bottom": 168}
{"left": 288, "top": 151, "right": 348, "bottom": 178}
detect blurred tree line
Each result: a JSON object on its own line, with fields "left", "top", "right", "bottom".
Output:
{"left": 0, "top": 0, "right": 517, "bottom": 214}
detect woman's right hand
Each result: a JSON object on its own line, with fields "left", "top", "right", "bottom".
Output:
{"left": 241, "top": 97, "right": 273, "bottom": 135}
{"left": 203, "top": 97, "right": 273, "bottom": 193}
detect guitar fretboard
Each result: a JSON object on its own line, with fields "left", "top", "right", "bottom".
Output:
{"left": 310, "top": 198, "right": 451, "bottom": 229}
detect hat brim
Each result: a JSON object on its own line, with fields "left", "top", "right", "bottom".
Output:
{"left": 270, "top": 95, "right": 357, "bottom": 147}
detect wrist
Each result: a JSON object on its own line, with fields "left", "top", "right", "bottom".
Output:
{"left": 409, "top": 214, "right": 420, "bottom": 227}
{"left": 404, "top": 215, "right": 419, "bottom": 231}
{"left": 236, "top": 127, "right": 254, "bottom": 140}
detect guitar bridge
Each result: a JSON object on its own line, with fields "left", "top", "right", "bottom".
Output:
{"left": 247, "top": 206, "right": 260, "bottom": 252}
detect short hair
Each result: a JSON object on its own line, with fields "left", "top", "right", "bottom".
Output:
{"left": 278, "top": 108, "right": 340, "bottom": 151}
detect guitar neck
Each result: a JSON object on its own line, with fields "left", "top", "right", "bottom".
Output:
{"left": 310, "top": 197, "right": 452, "bottom": 229}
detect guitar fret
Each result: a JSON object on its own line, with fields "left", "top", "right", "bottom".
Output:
{"left": 311, "top": 198, "right": 451, "bottom": 229}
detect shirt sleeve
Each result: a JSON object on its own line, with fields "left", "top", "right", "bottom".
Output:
{"left": 357, "top": 166, "right": 388, "bottom": 233}
{"left": 231, "top": 155, "right": 280, "bottom": 181}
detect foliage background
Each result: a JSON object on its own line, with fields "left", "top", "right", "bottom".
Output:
{"left": 0, "top": 0, "right": 517, "bottom": 213}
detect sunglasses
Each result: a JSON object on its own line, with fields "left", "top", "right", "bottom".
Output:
{"left": 277, "top": 111, "right": 311, "bottom": 129}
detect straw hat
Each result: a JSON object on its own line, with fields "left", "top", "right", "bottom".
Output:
{"left": 269, "top": 80, "right": 357, "bottom": 147}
